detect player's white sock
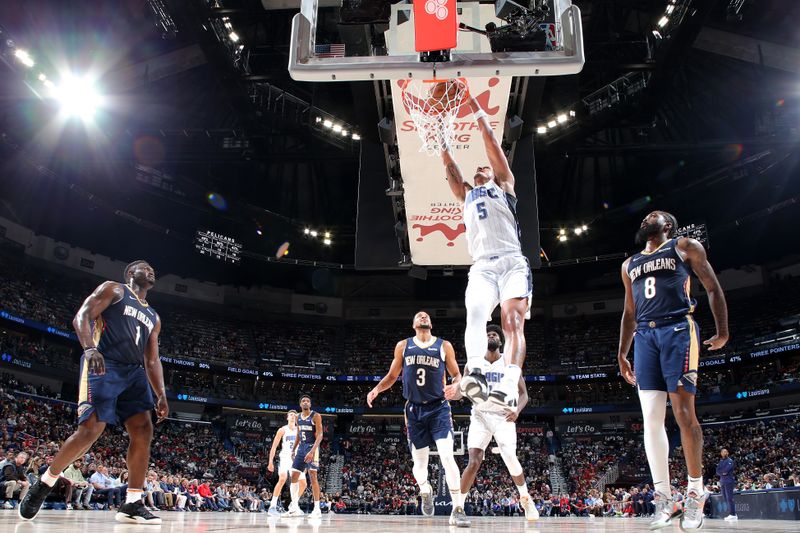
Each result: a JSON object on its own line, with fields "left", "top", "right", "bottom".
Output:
{"left": 464, "top": 297, "right": 491, "bottom": 372}
{"left": 688, "top": 476, "right": 704, "bottom": 494}
{"left": 450, "top": 489, "right": 462, "bottom": 509}
{"left": 638, "top": 389, "right": 671, "bottom": 496}
{"left": 418, "top": 481, "right": 432, "bottom": 494}
{"left": 314, "top": 500, "right": 320, "bottom": 510}
{"left": 516, "top": 483, "right": 529, "bottom": 498}
{"left": 126, "top": 489, "right": 144, "bottom": 505}
{"left": 270, "top": 496, "right": 278, "bottom": 506}
{"left": 40, "top": 468, "right": 60, "bottom": 487}
{"left": 436, "top": 437, "right": 462, "bottom": 507}
{"left": 290, "top": 481, "right": 300, "bottom": 506}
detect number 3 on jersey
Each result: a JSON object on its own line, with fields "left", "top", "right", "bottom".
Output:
{"left": 644, "top": 276, "right": 656, "bottom": 299}
{"left": 476, "top": 201, "right": 488, "bottom": 220}
{"left": 416, "top": 367, "right": 426, "bottom": 387}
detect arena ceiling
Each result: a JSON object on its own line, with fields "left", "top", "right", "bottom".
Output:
{"left": 0, "top": 0, "right": 798, "bottom": 292}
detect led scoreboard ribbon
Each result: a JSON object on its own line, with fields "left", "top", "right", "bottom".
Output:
{"left": 194, "top": 230, "right": 242, "bottom": 264}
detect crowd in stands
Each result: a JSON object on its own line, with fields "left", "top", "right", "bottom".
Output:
{"left": 0, "top": 373, "right": 329, "bottom": 513}
{"left": 1, "top": 252, "right": 798, "bottom": 381}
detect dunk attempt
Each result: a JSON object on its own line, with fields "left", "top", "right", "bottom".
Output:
{"left": 440, "top": 88, "right": 532, "bottom": 412}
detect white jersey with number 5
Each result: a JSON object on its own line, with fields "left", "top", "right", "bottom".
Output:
{"left": 464, "top": 180, "right": 522, "bottom": 261}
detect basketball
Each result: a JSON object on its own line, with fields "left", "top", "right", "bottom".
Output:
{"left": 427, "top": 79, "right": 464, "bottom": 113}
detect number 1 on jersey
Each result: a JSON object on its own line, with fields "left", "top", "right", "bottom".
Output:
{"left": 135, "top": 325, "right": 141, "bottom": 346}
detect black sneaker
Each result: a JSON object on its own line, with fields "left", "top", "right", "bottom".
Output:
{"left": 115, "top": 501, "right": 163, "bottom": 525}
{"left": 18, "top": 480, "right": 54, "bottom": 520}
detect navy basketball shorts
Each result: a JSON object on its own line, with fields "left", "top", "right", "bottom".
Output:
{"left": 634, "top": 316, "right": 701, "bottom": 394}
{"left": 291, "top": 444, "right": 319, "bottom": 472}
{"left": 77, "top": 357, "right": 154, "bottom": 426}
{"left": 404, "top": 399, "right": 454, "bottom": 451}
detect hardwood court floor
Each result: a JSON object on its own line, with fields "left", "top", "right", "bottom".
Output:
{"left": 3, "top": 510, "right": 797, "bottom": 532}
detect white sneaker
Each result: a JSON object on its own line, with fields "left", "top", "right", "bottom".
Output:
{"left": 66, "top": 503, "right": 74, "bottom": 510}
{"left": 723, "top": 514, "right": 738, "bottom": 521}
{"left": 282, "top": 506, "right": 305, "bottom": 518}
{"left": 268, "top": 505, "right": 281, "bottom": 516}
{"left": 520, "top": 495, "right": 539, "bottom": 522}
{"left": 649, "top": 491, "right": 682, "bottom": 530}
{"left": 459, "top": 368, "right": 489, "bottom": 405}
{"left": 2, "top": 501, "right": 12, "bottom": 510}
{"left": 309, "top": 507, "right": 322, "bottom": 518}
{"left": 679, "top": 490, "right": 708, "bottom": 531}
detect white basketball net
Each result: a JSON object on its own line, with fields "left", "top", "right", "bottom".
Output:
{"left": 401, "top": 79, "right": 468, "bottom": 157}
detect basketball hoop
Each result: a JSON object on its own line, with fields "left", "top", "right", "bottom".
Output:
{"left": 400, "top": 78, "right": 468, "bottom": 157}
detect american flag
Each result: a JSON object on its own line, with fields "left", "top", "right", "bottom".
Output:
{"left": 314, "top": 43, "right": 346, "bottom": 58}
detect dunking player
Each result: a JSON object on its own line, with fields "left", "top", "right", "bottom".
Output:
{"left": 267, "top": 410, "right": 306, "bottom": 515}
{"left": 445, "top": 325, "right": 538, "bottom": 521}
{"left": 283, "top": 395, "right": 323, "bottom": 518}
{"left": 618, "top": 211, "right": 729, "bottom": 531}
{"left": 441, "top": 92, "right": 532, "bottom": 412}
{"left": 366, "top": 311, "right": 469, "bottom": 527}
{"left": 19, "top": 260, "right": 167, "bottom": 524}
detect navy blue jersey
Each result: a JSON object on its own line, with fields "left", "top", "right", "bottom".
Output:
{"left": 402, "top": 336, "right": 447, "bottom": 404}
{"left": 94, "top": 285, "right": 158, "bottom": 365}
{"left": 626, "top": 238, "right": 696, "bottom": 323}
{"left": 297, "top": 411, "right": 318, "bottom": 446}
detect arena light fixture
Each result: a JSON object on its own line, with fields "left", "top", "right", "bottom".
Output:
{"left": 352, "top": 133, "right": 361, "bottom": 140}
{"left": 54, "top": 75, "right": 103, "bottom": 120}
{"left": 657, "top": 16, "right": 669, "bottom": 28}
{"left": 332, "top": 124, "right": 343, "bottom": 133}
{"left": 537, "top": 126, "right": 547, "bottom": 134}
{"left": 14, "top": 49, "right": 35, "bottom": 68}
{"left": 558, "top": 234, "right": 568, "bottom": 242}
{"left": 557, "top": 114, "right": 567, "bottom": 124}
{"left": 569, "top": 110, "right": 576, "bottom": 117}
{"left": 547, "top": 120, "right": 557, "bottom": 128}
{"left": 666, "top": 4, "right": 675, "bottom": 14}
{"left": 304, "top": 228, "right": 311, "bottom": 235}
{"left": 229, "top": 31, "right": 240, "bottom": 43}
{"left": 310, "top": 230, "right": 318, "bottom": 238}
{"left": 323, "top": 119, "right": 333, "bottom": 128}
{"left": 324, "top": 231, "right": 331, "bottom": 239}
{"left": 574, "top": 227, "right": 583, "bottom": 235}
{"left": 652, "top": 30, "right": 663, "bottom": 39}
{"left": 323, "top": 238, "right": 332, "bottom": 246}
{"left": 340, "top": 129, "right": 348, "bottom": 136}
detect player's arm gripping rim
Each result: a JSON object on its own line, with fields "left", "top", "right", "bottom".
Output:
{"left": 305, "top": 412, "right": 324, "bottom": 464}
{"left": 467, "top": 95, "right": 516, "bottom": 194}
{"left": 144, "top": 315, "right": 169, "bottom": 423}
{"left": 441, "top": 149, "right": 472, "bottom": 203}
{"left": 366, "top": 340, "right": 406, "bottom": 408}
{"left": 677, "top": 237, "right": 729, "bottom": 350}
{"left": 617, "top": 258, "right": 638, "bottom": 386}
{"left": 506, "top": 377, "right": 528, "bottom": 422}
{"left": 73, "top": 281, "right": 126, "bottom": 376}
{"left": 268, "top": 426, "right": 285, "bottom": 472}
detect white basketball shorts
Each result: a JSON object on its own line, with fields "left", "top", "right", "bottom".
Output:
{"left": 277, "top": 454, "right": 293, "bottom": 474}
{"left": 465, "top": 254, "right": 532, "bottom": 318}
{"left": 467, "top": 408, "right": 517, "bottom": 451}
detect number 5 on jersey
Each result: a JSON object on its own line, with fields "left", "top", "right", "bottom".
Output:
{"left": 476, "top": 201, "right": 488, "bottom": 220}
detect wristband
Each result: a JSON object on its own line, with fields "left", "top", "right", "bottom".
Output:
{"left": 83, "top": 346, "right": 98, "bottom": 353}
{"left": 473, "top": 109, "right": 488, "bottom": 122}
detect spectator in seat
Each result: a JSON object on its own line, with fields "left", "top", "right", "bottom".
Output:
{"left": 198, "top": 480, "right": 219, "bottom": 511}
{"left": 89, "top": 465, "right": 121, "bottom": 510}
{"left": 0, "top": 451, "right": 30, "bottom": 508}
{"left": 62, "top": 459, "right": 93, "bottom": 510}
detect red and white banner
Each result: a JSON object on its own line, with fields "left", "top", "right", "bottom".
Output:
{"left": 391, "top": 76, "right": 512, "bottom": 265}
